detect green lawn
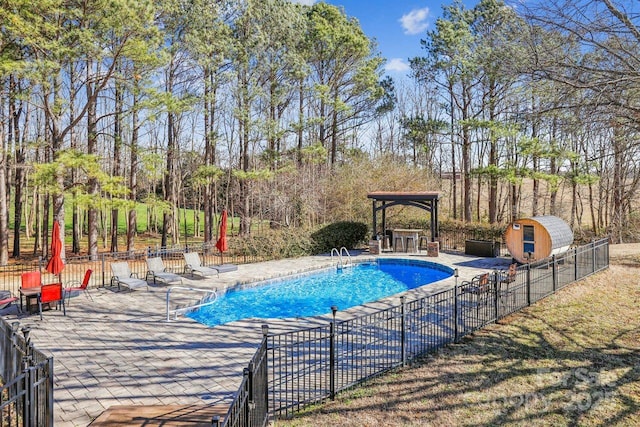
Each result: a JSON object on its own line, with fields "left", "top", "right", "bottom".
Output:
{"left": 276, "top": 262, "right": 640, "bottom": 426}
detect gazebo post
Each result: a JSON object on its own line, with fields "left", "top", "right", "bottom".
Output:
{"left": 381, "top": 202, "right": 386, "bottom": 239}
{"left": 434, "top": 198, "right": 439, "bottom": 240}
{"left": 430, "top": 199, "right": 437, "bottom": 242}
{"left": 372, "top": 200, "right": 377, "bottom": 238}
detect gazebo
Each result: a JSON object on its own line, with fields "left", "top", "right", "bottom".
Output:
{"left": 367, "top": 191, "right": 440, "bottom": 244}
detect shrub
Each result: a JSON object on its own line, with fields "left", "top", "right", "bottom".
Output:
{"left": 232, "top": 228, "right": 314, "bottom": 259}
{"left": 310, "top": 221, "right": 368, "bottom": 254}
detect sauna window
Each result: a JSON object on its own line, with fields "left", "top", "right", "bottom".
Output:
{"left": 523, "top": 225, "right": 535, "bottom": 255}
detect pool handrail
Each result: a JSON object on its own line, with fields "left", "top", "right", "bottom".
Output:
{"left": 331, "top": 247, "right": 352, "bottom": 269}
{"left": 340, "top": 247, "right": 352, "bottom": 268}
{"left": 165, "top": 286, "right": 218, "bottom": 321}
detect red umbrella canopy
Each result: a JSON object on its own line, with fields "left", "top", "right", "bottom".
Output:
{"left": 215, "top": 210, "right": 228, "bottom": 253}
{"left": 46, "top": 220, "right": 65, "bottom": 276}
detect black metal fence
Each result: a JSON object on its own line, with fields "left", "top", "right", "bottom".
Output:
{"left": 218, "top": 327, "right": 270, "bottom": 427}
{"left": 0, "top": 319, "right": 54, "bottom": 427}
{"left": 222, "top": 238, "right": 609, "bottom": 425}
{"left": 0, "top": 242, "right": 268, "bottom": 298}
{"left": 438, "top": 227, "right": 509, "bottom": 256}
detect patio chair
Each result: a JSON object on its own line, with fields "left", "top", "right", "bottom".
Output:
{"left": 460, "top": 273, "right": 493, "bottom": 318}
{"left": 110, "top": 262, "right": 149, "bottom": 291}
{"left": 498, "top": 263, "right": 518, "bottom": 284}
{"left": 38, "top": 283, "right": 66, "bottom": 320}
{"left": 183, "top": 252, "right": 220, "bottom": 278}
{"left": 64, "top": 269, "right": 94, "bottom": 305}
{"left": 497, "top": 263, "right": 518, "bottom": 308}
{"left": 145, "top": 257, "right": 184, "bottom": 285}
{"left": 0, "top": 290, "right": 20, "bottom": 313}
{"left": 20, "top": 271, "right": 42, "bottom": 312}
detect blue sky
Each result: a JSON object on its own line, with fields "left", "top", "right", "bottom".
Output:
{"left": 292, "top": 0, "right": 448, "bottom": 78}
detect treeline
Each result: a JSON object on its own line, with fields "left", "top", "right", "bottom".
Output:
{"left": 1, "top": 0, "right": 639, "bottom": 265}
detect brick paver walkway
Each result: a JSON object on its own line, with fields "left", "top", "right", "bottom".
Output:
{"left": 1, "top": 251, "right": 509, "bottom": 426}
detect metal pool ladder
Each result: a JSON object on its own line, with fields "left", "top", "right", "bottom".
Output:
{"left": 165, "top": 286, "right": 218, "bottom": 321}
{"left": 331, "top": 247, "right": 352, "bottom": 269}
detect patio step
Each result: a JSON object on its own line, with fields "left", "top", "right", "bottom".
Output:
{"left": 90, "top": 404, "right": 228, "bottom": 426}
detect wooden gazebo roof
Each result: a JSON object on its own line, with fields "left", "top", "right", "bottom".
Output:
{"left": 367, "top": 191, "right": 441, "bottom": 242}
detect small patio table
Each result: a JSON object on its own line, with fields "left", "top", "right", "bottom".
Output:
{"left": 19, "top": 286, "right": 41, "bottom": 313}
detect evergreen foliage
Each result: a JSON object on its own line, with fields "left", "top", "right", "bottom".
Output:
{"left": 310, "top": 222, "right": 369, "bottom": 254}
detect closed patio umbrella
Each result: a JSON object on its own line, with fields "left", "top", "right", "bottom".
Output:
{"left": 46, "top": 220, "right": 64, "bottom": 282}
{"left": 215, "top": 210, "right": 228, "bottom": 253}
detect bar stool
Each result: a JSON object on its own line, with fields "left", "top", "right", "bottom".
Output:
{"left": 405, "top": 236, "right": 416, "bottom": 252}
{"left": 382, "top": 235, "right": 391, "bottom": 251}
{"left": 418, "top": 235, "right": 429, "bottom": 252}
{"left": 393, "top": 236, "right": 404, "bottom": 252}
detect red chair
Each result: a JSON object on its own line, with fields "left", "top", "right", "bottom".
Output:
{"left": 20, "top": 271, "right": 42, "bottom": 312}
{"left": 64, "top": 269, "right": 94, "bottom": 305}
{"left": 21, "top": 271, "right": 41, "bottom": 288}
{"left": 38, "top": 283, "right": 66, "bottom": 320}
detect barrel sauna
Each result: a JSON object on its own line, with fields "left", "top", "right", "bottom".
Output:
{"left": 504, "top": 215, "right": 574, "bottom": 264}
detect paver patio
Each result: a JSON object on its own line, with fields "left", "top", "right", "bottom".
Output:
{"left": 1, "top": 251, "right": 510, "bottom": 426}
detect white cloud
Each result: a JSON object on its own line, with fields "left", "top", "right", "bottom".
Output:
{"left": 385, "top": 58, "right": 410, "bottom": 73}
{"left": 400, "top": 7, "right": 430, "bottom": 35}
{"left": 289, "top": 0, "right": 316, "bottom": 5}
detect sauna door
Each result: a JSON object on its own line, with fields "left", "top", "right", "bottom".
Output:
{"left": 523, "top": 225, "right": 535, "bottom": 258}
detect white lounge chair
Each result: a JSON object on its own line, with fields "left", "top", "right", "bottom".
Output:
{"left": 110, "top": 262, "right": 149, "bottom": 291}
{"left": 183, "top": 252, "right": 220, "bottom": 278}
{"left": 209, "top": 262, "right": 238, "bottom": 273}
{"left": 145, "top": 257, "right": 184, "bottom": 285}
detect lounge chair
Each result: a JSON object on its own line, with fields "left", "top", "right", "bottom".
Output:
{"left": 0, "top": 290, "right": 20, "bottom": 313}
{"left": 183, "top": 252, "right": 219, "bottom": 278}
{"left": 64, "top": 269, "right": 94, "bottom": 304}
{"left": 110, "top": 262, "right": 149, "bottom": 291}
{"left": 208, "top": 262, "right": 238, "bottom": 273}
{"left": 145, "top": 257, "right": 184, "bottom": 285}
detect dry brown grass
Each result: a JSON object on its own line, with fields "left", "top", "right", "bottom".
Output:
{"left": 276, "top": 257, "right": 640, "bottom": 427}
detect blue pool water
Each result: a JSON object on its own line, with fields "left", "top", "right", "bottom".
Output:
{"left": 187, "top": 259, "right": 453, "bottom": 327}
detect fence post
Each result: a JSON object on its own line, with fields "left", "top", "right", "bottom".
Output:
{"left": 552, "top": 255, "right": 557, "bottom": 293}
{"left": 574, "top": 247, "right": 578, "bottom": 281}
{"left": 330, "top": 306, "right": 337, "bottom": 401}
{"left": 243, "top": 366, "right": 252, "bottom": 422}
{"left": 261, "top": 324, "right": 269, "bottom": 417}
{"left": 101, "top": 255, "right": 106, "bottom": 287}
{"left": 591, "top": 239, "right": 596, "bottom": 274}
{"left": 47, "top": 357, "right": 54, "bottom": 426}
{"left": 526, "top": 263, "right": 531, "bottom": 306}
{"left": 23, "top": 365, "right": 32, "bottom": 427}
{"left": 22, "top": 326, "right": 34, "bottom": 427}
{"left": 453, "top": 269, "right": 459, "bottom": 343}
{"left": 400, "top": 296, "right": 406, "bottom": 367}
{"left": 493, "top": 271, "right": 499, "bottom": 321}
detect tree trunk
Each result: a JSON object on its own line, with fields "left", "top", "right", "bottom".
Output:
{"left": 127, "top": 94, "right": 139, "bottom": 252}
{"left": 9, "top": 75, "right": 24, "bottom": 259}
{"left": 450, "top": 84, "right": 457, "bottom": 221}
{"left": 488, "top": 78, "right": 498, "bottom": 224}
{"left": 0, "top": 153, "right": 8, "bottom": 265}
{"left": 86, "top": 64, "right": 99, "bottom": 259}
{"left": 297, "top": 77, "right": 304, "bottom": 167}
{"left": 111, "top": 65, "right": 123, "bottom": 252}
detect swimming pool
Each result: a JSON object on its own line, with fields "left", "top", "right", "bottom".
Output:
{"left": 187, "top": 258, "right": 453, "bottom": 327}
